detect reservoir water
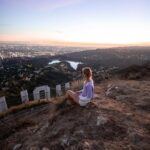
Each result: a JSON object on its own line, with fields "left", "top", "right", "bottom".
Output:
{"left": 48, "top": 60, "right": 83, "bottom": 70}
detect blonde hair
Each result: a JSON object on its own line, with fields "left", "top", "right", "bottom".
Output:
{"left": 82, "top": 67, "right": 92, "bottom": 80}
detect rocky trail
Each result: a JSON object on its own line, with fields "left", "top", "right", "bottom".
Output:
{"left": 0, "top": 79, "right": 150, "bottom": 150}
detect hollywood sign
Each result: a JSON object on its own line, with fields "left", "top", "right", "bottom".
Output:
{"left": 0, "top": 82, "right": 70, "bottom": 113}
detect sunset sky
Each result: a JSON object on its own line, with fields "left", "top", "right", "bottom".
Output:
{"left": 0, "top": 0, "right": 150, "bottom": 45}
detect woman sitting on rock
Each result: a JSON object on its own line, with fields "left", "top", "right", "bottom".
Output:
{"left": 65, "top": 67, "right": 94, "bottom": 106}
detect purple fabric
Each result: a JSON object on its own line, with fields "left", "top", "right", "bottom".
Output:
{"left": 80, "top": 79, "right": 94, "bottom": 99}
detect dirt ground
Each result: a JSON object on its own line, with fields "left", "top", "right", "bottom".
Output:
{"left": 0, "top": 79, "right": 150, "bottom": 150}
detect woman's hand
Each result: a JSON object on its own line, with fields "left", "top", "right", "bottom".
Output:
{"left": 76, "top": 90, "right": 82, "bottom": 95}
{"left": 76, "top": 91, "right": 80, "bottom": 95}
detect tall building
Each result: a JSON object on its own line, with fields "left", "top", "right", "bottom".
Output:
{"left": 0, "top": 57, "right": 3, "bottom": 68}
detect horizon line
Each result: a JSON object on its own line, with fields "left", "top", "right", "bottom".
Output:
{"left": 0, "top": 40, "right": 150, "bottom": 47}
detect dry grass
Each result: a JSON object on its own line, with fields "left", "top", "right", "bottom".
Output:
{"left": 71, "top": 79, "right": 84, "bottom": 91}
{"left": 0, "top": 99, "right": 51, "bottom": 119}
{"left": 51, "top": 96, "right": 65, "bottom": 105}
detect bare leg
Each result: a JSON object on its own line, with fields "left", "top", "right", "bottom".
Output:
{"left": 65, "top": 90, "right": 79, "bottom": 104}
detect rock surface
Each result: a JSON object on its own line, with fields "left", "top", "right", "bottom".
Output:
{"left": 13, "top": 144, "right": 22, "bottom": 150}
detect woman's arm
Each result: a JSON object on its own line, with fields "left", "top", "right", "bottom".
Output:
{"left": 86, "top": 85, "right": 94, "bottom": 99}
{"left": 76, "top": 89, "right": 83, "bottom": 94}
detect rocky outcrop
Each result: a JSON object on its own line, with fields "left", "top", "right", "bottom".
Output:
{"left": 105, "top": 84, "right": 136, "bottom": 100}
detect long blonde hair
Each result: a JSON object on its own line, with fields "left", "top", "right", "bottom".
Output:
{"left": 82, "top": 67, "right": 92, "bottom": 81}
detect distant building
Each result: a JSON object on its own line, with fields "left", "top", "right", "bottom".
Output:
{"left": 0, "top": 57, "right": 3, "bottom": 68}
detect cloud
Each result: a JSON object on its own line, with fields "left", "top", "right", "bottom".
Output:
{"left": 53, "top": 30, "right": 63, "bottom": 34}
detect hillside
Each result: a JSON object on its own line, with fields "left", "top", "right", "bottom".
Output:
{"left": 0, "top": 78, "right": 150, "bottom": 150}
{"left": 117, "top": 62, "right": 150, "bottom": 80}
{"left": 52, "top": 46, "right": 150, "bottom": 68}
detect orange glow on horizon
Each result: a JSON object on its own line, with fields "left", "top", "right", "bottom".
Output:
{"left": 0, "top": 34, "right": 150, "bottom": 47}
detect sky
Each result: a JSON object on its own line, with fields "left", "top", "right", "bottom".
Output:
{"left": 0, "top": 0, "right": 150, "bottom": 45}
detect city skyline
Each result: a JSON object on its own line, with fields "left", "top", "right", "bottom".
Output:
{"left": 0, "top": 0, "right": 150, "bottom": 46}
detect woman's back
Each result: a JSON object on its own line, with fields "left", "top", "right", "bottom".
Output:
{"left": 80, "top": 79, "right": 94, "bottom": 100}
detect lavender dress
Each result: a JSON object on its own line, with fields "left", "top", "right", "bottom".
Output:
{"left": 79, "top": 79, "right": 94, "bottom": 106}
